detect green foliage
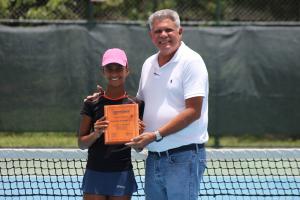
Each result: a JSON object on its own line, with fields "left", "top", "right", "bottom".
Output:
{"left": 0, "top": 0, "right": 9, "bottom": 17}
{"left": 105, "top": 0, "right": 124, "bottom": 7}
{"left": 156, "top": 0, "right": 176, "bottom": 10}
{"left": 0, "top": 0, "right": 81, "bottom": 20}
{"left": 0, "top": 0, "right": 9, "bottom": 9}
{"left": 1, "top": 1, "right": 298, "bottom": 25}
{"left": 26, "top": 0, "right": 80, "bottom": 19}
{"left": 2, "top": 0, "right": 296, "bottom": 22}
{"left": 26, "top": 7, "right": 49, "bottom": 19}
{"left": 0, "top": 0, "right": 224, "bottom": 21}
{"left": 122, "top": 0, "right": 154, "bottom": 21}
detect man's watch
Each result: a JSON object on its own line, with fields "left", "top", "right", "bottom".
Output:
{"left": 154, "top": 130, "right": 163, "bottom": 142}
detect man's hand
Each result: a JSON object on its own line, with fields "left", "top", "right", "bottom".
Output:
{"left": 125, "top": 132, "right": 156, "bottom": 149}
{"left": 84, "top": 85, "right": 104, "bottom": 102}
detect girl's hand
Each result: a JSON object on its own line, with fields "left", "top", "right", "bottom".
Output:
{"left": 94, "top": 116, "right": 109, "bottom": 137}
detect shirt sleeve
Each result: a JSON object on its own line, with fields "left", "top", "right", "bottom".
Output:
{"left": 136, "top": 71, "right": 144, "bottom": 101}
{"left": 183, "top": 58, "right": 208, "bottom": 99}
{"left": 80, "top": 101, "right": 93, "bottom": 117}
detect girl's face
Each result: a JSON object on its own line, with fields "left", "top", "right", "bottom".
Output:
{"left": 103, "top": 63, "right": 129, "bottom": 87}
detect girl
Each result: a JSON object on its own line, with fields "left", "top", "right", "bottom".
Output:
{"left": 78, "top": 48, "right": 144, "bottom": 200}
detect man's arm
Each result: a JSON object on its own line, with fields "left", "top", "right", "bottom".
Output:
{"left": 125, "top": 96, "right": 203, "bottom": 149}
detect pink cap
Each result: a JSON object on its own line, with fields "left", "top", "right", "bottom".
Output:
{"left": 101, "top": 48, "right": 128, "bottom": 67}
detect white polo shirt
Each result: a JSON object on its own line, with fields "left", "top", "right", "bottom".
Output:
{"left": 137, "top": 42, "right": 209, "bottom": 152}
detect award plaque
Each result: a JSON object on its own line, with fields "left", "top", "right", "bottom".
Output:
{"left": 104, "top": 104, "right": 139, "bottom": 145}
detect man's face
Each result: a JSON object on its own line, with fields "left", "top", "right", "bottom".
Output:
{"left": 150, "top": 18, "right": 182, "bottom": 56}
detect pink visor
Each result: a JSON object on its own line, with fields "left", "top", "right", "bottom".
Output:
{"left": 101, "top": 48, "right": 128, "bottom": 67}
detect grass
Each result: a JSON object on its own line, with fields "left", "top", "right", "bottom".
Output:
{"left": 210, "top": 135, "right": 300, "bottom": 148}
{"left": 0, "top": 132, "right": 78, "bottom": 148}
{"left": 0, "top": 132, "right": 299, "bottom": 148}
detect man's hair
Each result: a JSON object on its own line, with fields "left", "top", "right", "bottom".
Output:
{"left": 148, "top": 9, "right": 181, "bottom": 30}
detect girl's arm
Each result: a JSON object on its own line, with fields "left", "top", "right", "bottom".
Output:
{"left": 77, "top": 115, "right": 108, "bottom": 150}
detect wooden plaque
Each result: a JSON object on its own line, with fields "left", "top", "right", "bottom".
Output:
{"left": 104, "top": 104, "right": 139, "bottom": 145}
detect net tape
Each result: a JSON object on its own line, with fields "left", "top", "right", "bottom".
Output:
{"left": 0, "top": 148, "right": 299, "bottom": 198}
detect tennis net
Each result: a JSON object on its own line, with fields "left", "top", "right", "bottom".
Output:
{"left": 0, "top": 148, "right": 299, "bottom": 199}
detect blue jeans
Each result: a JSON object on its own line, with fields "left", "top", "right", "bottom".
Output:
{"left": 145, "top": 146, "right": 206, "bottom": 200}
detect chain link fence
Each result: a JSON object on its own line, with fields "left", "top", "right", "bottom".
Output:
{"left": 0, "top": 0, "right": 300, "bottom": 25}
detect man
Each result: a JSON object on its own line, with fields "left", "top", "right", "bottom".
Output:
{"left": 125, "top": 9, "right": 209, "bottom": 200}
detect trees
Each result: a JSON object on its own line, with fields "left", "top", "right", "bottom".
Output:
{"left": 0, "top": 0, "right": 299, "bottom": 22}
{"left": 0, "top": 0, "right": 84, "bottom": 20}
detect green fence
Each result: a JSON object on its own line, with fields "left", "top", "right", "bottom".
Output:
{"left": 1, "top": 24, "right": 299, "bottom": 138}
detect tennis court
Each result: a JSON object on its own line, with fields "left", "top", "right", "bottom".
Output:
{"left": 1, "top": 148, "right": 299, "bottom": 200}
{"left": 1, "top": 176, "right": 299, "bottom": 200}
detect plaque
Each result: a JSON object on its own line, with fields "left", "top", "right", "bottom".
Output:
{"left": 104, "top": 104, "right": 139, "bottom": 145}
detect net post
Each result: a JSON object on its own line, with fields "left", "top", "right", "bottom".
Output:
{"left": 215, "top": 0, "right": 221, "bottom": 26}
{"left": 87, "top": 0, "right": 94, "bottom": 22}
{"left": 214, "top": 132, "right": 221, "bottom": 148}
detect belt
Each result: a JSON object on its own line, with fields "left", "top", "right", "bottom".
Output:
{"left": 148, "top": 143, "right": 204, "bottom": 157}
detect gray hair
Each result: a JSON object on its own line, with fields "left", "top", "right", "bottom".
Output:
{"left": 148, "top": 9, "right": 181, "bottom": 30}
